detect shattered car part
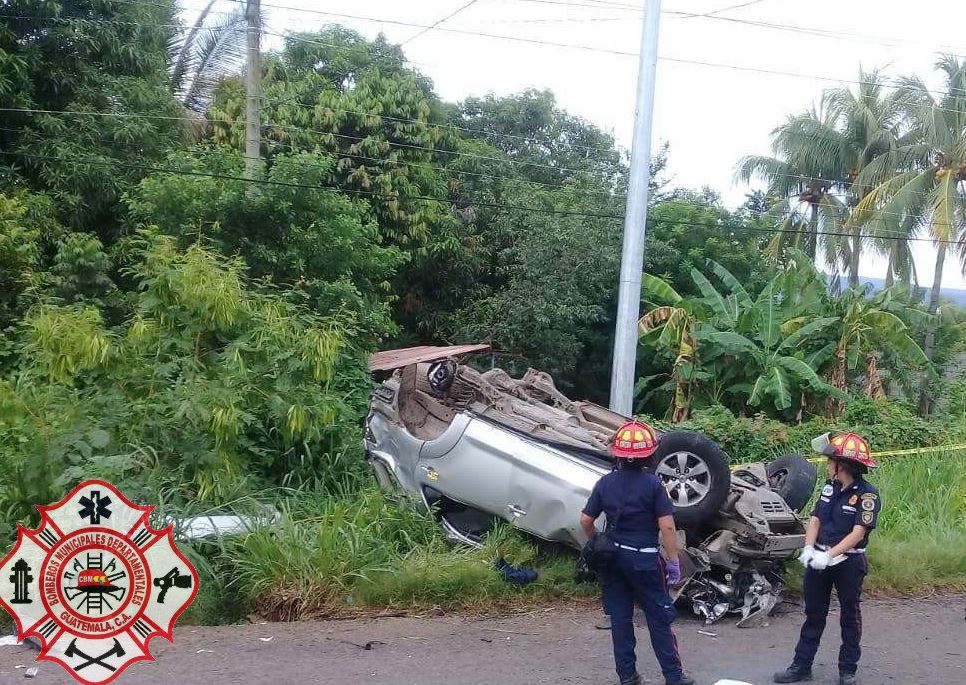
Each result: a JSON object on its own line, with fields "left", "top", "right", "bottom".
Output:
{"left": 364, "top": 348, "right": 815, "bottom": 625}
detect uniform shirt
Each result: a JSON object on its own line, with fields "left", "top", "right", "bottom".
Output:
{"left": 582, "top": 468, "right": 674, "bottom": 548}
{"left": 811, "top": 477, "right": 881, "bottom": 549}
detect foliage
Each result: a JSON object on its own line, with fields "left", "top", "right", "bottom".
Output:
{"left": 644, "top": 191, "right": 769, "bottom": 299}
{"left": 220, "top": 489, "right": 593, "bottom": 620}
{"left": 736, "top": 70, "right": 904, "bottom": 281}
{"left": 127, "top": 148, "right": 403, "bottom": 344}
{"left": 0, "top": 238, "right": 371, "bottom": 531}
{"left": 209, "top": 28, "right": 452, "bottom": 249}
{"left": 457, "top": 88, "right": 630, "bottom": 189}
{"left": 0, "top": 0, "right": 187, "bottom": 234}
{"left": 641, "top": 252, "right": 839, "bottom": 417}
{"left": 169, "top": 0, "right": 249, "bottom": 113}
{"left": 445, "top": 184, "right": 622, "bottom": 382}
{"left": 864, "top": 450, "right": 966, "bottom": 591}
{"left": 661, "top": 397, "right": 961, "bottom": 465}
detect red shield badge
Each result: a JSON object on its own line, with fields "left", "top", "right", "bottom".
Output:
{"left": 0, "top": 480, "right": 199, "bottom": 684}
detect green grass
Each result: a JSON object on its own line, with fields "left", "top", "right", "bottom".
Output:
{"left": 864, "top": 450, "right": 966, "bottom": 592}
{"left": 213, "top": 489, "right": 595, "bottom": 621}
{"left": 183, "top": 449, "right": 963, "bottom": 624}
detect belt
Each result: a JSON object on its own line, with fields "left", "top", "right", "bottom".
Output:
{"left": 613, "top": 543, "right": 658, "bottom": 553}
{"left": 817, "top": 545, "right": 866, "bottom": 555}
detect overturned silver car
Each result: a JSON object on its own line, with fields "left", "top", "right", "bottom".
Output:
{"left": 364, "top": 346, "right": 818, "bottom": 625}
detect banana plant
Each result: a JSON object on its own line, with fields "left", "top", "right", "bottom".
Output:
{"left": 638, "top": 274, "right": 704, "bottom": 421}
{"left": 690, "top": 258, "right": 841, "bottom": 414}
{"left": 822, "top": 285, "right": 930, "bottom": 415}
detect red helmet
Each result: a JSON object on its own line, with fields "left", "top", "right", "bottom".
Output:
{"left": 811, "top": 431, "right": 878, "bottom": 469}
{"left": 611, "top": 420, "right": 659, "bottom": 460}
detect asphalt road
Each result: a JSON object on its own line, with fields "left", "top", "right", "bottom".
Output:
{"left": 1, "top": 596, "right": 963, "bottom": 685}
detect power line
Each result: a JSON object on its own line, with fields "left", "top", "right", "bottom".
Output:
{"left": 13, "top": 7, "right": 966, "bottom": 101}
{"left": 256, "top": 11, "right": 966, "bottom": 98}
{"left": 4, "top": 149, "right": 963, "bottom": 247}
{"left": 0, "top": 106, "right": 613, "bottom": 178}
{"left": 400, "top": 0, "right": 481, "bottom": 47}
{"left": 682, "top": 0, "right": 772, "bottom": 19}
{"left": 0, "top": 150, "right": 625, "bottom": 220}
{"left": 1, "top": 117, "right": 624, "bottom": 203}
{"left": 4, "top": 105, "right": 962, "bottom": 225}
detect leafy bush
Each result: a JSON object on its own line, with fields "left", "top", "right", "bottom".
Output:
{"left": 0, "top": 236, "right": 373, "bottom": 532}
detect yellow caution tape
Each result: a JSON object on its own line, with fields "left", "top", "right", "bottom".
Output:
{"left": 802, "top": 443, "right": 966, "bottom": 464}
{"left": 871, "top": 443, "right": 966, "bottom": 458}
{"left": 730, "top": 442, "right": 966, "bottom": 468}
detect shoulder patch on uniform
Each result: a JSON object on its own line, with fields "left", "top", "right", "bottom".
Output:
{"left": 861, "top": 497, "right": 876, "bottom": 511}
{"left": 861, "top": 511, "right": 874, "bottom": 525}
{"left": 821, "top": 484, "right": 834, "bottom": 497}
{"left": 861, "top": 491, "right": 877, "bottom": 499}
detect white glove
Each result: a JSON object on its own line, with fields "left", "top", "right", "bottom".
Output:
{"left": 799, "top": 544, "right": 816, "bottom": 569}
{"left": 809, "top": 550, "right": 831, "bottom": 571}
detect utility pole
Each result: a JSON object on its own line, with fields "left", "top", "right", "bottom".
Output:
{"left": 608, "top": 0, "right": 663, "bottom": 416}
{"left": 245, "top": 0, "right": 262, "bottom": 180}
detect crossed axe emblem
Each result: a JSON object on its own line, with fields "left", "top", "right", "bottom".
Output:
{"left": 64, "top": 638, "right": 125, "bottom": 672}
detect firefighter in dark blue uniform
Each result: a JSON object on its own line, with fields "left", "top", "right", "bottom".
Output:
{"left": 775, "top": 432, "right": 881, "bottom": 685}
{"left": 580, "top": 421, "right": 695, "bottom": 685}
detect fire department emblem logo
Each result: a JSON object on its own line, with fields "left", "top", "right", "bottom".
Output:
{"left": 0, "top": 480, "right": 199, "bottom": 684}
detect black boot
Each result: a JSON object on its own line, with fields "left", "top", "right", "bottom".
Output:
{"left": 839, "top": 673, "right": 858, "bottom": 685}
{"left": 665, "top": 676, "right": 696, "bottom": 685}
{"left": 619, "top": 674, "right": 640, "bottom": 685}
{"left": 773, "top": 666, "right": 813, "bottom": 683}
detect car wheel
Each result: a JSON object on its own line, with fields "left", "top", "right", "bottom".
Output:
{"left": 651, "top": 431, "right": 730, "bottom": 526}
{"left": 766, "top": 453, "right": 818, "bottom": 513}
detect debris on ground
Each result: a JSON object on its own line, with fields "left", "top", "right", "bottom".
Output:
{"left": 24, "top": 667, "right": 38, "bottom": 678}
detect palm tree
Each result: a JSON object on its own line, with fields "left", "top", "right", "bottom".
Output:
{"left": 737, "top": 107, "right": 848, "bottom": 266}
{"left": 738, "top": 71, "right": 904, "bottom": 285}
{"left": 823, "top": 70, "right": 905, "bottom": 286}
{"left": 849, "top": 56, "right": 966, "bottom": 414}
{"left": 169, "top": 1, "right": 249, "bottom": 113}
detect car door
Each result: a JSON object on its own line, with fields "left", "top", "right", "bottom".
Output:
{"left": 505, "top": 439, "right": 608, "bottom": 548}
{"left": 415, "top": 414, "right": 515, "bottom": 517}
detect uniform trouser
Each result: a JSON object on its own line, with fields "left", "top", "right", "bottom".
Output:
{"left": 600, "top": 549, "right": 684, "bottom": 683}
{"left": 793, "top": 553, "right": 868, "bottom": 675}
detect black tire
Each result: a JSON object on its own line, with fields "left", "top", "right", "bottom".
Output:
{"left": 650, "top": 431, "right": 731, "bottom": 527}
{"left": 767, "top": 453, "right": 818, "bottom": 513}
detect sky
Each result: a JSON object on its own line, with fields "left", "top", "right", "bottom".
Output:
{"left": 183, "top": 0, "right": 966, "bottom": 289}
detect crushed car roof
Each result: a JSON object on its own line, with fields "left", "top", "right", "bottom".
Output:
{"left": 368, "top": 344, "right": 491, "bottom": 372}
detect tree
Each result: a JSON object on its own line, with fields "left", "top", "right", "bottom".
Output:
{"left": 644, "top": 190, "right": 769, "bottom": 298}
{"left": 456, "top": 89, "right": 631, "bottom": 190}
{"left": 822, "top": 70, "right": 905, "bottom": 286}
{"left": 736, "top": 107, "right": 848, "bottom": 264}
{"left": 850, "top": 56, "right": 966, "bottom": 414}
{"left": 169, "top": 0, "right": 249, "bottom": 113}
{"left": 641, "top": 254, "right": 838, "bottom": 418}
{"left": 444, "top": 183, "right": 622, "bottom": 384}
{"left": 0, "top": 0, "right": 186, "bottom": 235}
{"left": 126, "top": 149, "right": 404, "bottom": 345}
{"left": 638, "top": 275, "right": 706, "bottom": 422}
{"left": 821, "top": 285, "right": 929, "bottom": 416}
{"left": 736, "top": 71, "right": 903, "bottom": 284}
